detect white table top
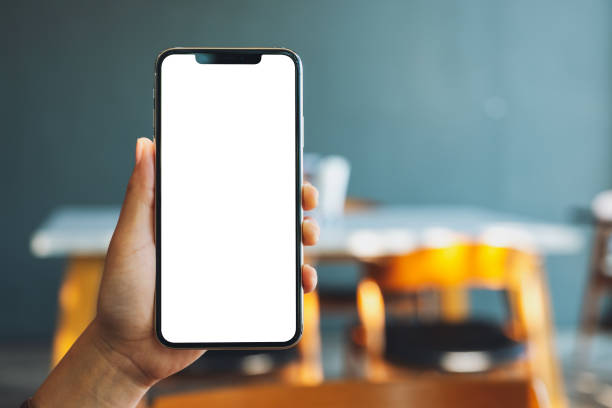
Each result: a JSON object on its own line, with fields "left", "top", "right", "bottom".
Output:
{"left": 30, "top": 205, "right": 585, "bottom": 259}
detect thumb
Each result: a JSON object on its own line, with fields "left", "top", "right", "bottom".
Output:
{"left": 111, "top": 138, "right": 156, "bottom": 250}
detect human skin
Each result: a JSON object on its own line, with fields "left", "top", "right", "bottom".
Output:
{"left": 32, "top": 138, "right": 320, "bottom": 407}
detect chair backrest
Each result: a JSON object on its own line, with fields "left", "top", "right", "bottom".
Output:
{"left": 372, "top": 243, "right": 536, "bottom": 292}
{"left": 592, "top": 190, "right": 612, "bottom": 223}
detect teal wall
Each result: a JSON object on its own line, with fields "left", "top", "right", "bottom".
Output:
{"left": 1, "top": 0, "right": 611, "bottom": 340}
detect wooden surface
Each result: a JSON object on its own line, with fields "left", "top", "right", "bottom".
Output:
{"left": 152, "top": 379, "right": 531, "bottom": 408}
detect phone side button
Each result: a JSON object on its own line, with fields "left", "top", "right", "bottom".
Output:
{"left": 301, "top": 116, "right": 304, "bottom": 148}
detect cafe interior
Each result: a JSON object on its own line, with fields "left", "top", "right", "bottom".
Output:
{"left": 3, "top": 0, "right": 612, "bottom": 407}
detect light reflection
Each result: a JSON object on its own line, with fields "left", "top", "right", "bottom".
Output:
{"left": 440, "top": 351, "right": 492, "bottom": 373}
{"left": 479, "top": 223, "right": 535, "bottom": 252}
{"left": 347, "top": 229, "right": 418, "bottom": 258}
{"left": 421, "top": 227, "right": 465, "bottom": 249}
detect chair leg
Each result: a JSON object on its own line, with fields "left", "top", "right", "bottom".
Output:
{"left": 440, "top": 286, "right": 469, "bottom": 322}
{"left": 504, "top": 289, "right": 526, "bottom": 340}
{"left": 574, "top": 223, "right": 610, "bottom": 373}
{"left": 515, "top": 252, "right": 567, "bottom": 408}
{"left": 574, "top": 283, "right": 602, "bottom": 372}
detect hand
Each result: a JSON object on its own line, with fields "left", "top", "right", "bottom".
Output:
{"left": 97, "top": 137, "right": 320, "bottom": 382}
{"left": 32, "top": 138, "right": 320, "bottom": 407}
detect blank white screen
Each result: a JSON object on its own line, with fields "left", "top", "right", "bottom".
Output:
{"left": 160, "top": 53, "right": 299, "bottom": 344}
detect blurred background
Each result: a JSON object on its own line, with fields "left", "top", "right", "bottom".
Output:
{"left": 2, "top": 0, "right": 612, "bottom": 407}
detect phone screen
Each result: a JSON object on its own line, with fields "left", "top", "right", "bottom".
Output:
{"left": 157, "top": 50, "right": 301, "bottom": 346}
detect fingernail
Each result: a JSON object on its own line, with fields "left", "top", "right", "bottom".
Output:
{"left": 135, "top": 139, "right": 144, "bottom": 164}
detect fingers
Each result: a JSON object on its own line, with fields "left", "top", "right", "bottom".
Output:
{"left": 302, "top": 183, "right": 318, "bottom": 211}
{"left": 302, "top": 182, "right": 319, "bottom": 245}
{"left": 302, "top": 183, "right": 319, "bottom": 292}
{"left": 302, "top": 264, "right": 318, "bottom": 293}
{"left": 111, "top": 138, "right": 156, "bottom": 248}
{"left": 302, "top": 217, "right": 320, "bottom": 246}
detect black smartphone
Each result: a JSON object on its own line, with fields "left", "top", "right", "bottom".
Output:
{"left": 155, "top": 48, "right": 303, "bottom": 349}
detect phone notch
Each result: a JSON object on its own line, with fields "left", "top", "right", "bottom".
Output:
{"left": 195, "top": 53, "right": 262, "bottom": 65}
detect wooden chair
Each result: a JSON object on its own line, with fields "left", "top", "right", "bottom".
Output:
{"left": 152, "top": 378, "right": 540, "bottom": 408}
{"left": 576, "top": 191, "right": 612, "bottom": 370}
{"left": 355, "top": 242, "right": 565, "bottom": 407}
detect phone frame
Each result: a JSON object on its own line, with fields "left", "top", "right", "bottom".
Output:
{"left": 154, "top": 48, "right": 303, "bottom": 349}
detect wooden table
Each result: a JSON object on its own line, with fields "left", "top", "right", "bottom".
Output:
{"left": 31, "top": 205, "right": 583, "bottom": 407}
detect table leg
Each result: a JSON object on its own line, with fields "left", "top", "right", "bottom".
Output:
{"left": 52, "top": 256, "right": 105, "bottom": 367}
{"left": 515, "top": 253, "right": 567, "bottom": 408}
{"left": 440, "top": 286, "right": 469, "bottom": 322}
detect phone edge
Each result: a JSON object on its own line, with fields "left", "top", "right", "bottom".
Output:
{"left": 154, "top": 47, "right": 304, "bottom": 350}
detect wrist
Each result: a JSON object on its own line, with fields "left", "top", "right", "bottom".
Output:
{"left": 32, "top": 321, "right": 149, "bottom": 408}
{"left": 88, "top": 319, "right": 155, "bottom": 390}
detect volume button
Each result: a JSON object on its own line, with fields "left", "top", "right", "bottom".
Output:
{"left": 152, "top": 88, "right": 155, "bottom": 135}
{"left": 301, "top": 116, "right": 304, "bottom": 148}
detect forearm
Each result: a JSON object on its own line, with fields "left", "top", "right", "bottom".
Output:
{"left": 32, "top": 321, "right": 150, "bottom": 408}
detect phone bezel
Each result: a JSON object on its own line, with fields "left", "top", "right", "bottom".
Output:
{"left": 154, "top": 48, "right": 303, "bottom": 349}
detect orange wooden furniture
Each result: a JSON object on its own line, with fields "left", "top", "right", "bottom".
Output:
{"left": 152, "top": 378, "right": 539, "bottom": 408}
{"left": 52, "top": 257, "right": 103, "bottom": 366}
{"left": 355, "top": 243, "right": 565, "bottom": 407}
